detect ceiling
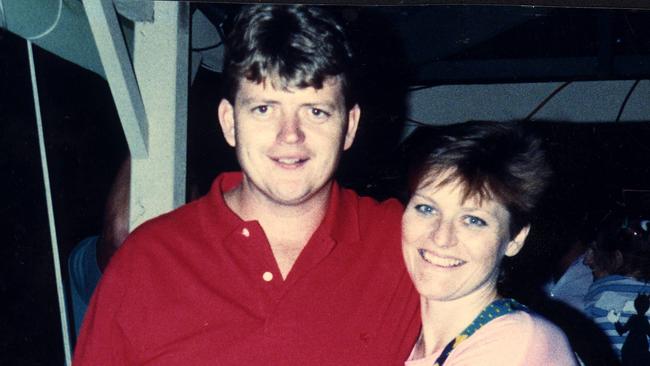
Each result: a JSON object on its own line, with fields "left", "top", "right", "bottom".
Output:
{"left": 196, "top": 4, "right": 650, "bottom": 86}
{"left": 2, "top": 1, "right": 649, "bottom": 124}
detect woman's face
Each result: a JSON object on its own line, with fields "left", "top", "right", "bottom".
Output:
{"left": 401, "top": 171, "right": 528, "bottom": 303}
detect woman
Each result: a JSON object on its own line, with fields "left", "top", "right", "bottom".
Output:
{"left": 401, "top": 121, "right": 577, "bottom": 365}
{"left": 583, "top": 215, "right": 650, "bottom": 365}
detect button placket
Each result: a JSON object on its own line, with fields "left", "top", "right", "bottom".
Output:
{"left": 241, "top": 227, "right": 250, "bottom": 237}
{"left": 240, "top": 225, "right": 276, "bottom": 284}
{"left": 262, "top": 271, "right": 274, "bottom": 282}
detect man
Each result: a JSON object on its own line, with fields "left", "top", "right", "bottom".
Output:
{"left": 74, "top": 5, "right": 419, "bottom": 365}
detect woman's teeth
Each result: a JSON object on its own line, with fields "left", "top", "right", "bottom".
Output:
{"left": 418, "top": 249, "right": 465, "bottom": 268}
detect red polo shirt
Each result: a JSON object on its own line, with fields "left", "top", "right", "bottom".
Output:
{"left": 74, "top": 172, "right": 420, "bottom": 365}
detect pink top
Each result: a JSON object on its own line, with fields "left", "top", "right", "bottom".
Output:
{"left": 406, "top": 311, "right": 577, "bottom": 366}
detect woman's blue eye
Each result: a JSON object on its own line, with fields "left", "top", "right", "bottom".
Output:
{"left": 414, "top": 204, "right": 434, "bottom": 215}
{"left": 464, "top": 215, "right": 487, "bottom": 227}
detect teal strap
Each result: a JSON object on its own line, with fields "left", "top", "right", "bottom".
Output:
{"left": 432, "top": 298, "right": 527, "bottom": 366}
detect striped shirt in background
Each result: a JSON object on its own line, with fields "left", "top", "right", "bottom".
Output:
{"left": 584, "top": 275, "right": 650, "bottom": 357}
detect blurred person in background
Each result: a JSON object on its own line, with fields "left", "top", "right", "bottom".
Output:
{"left": 584, "top": 214, "right": 650, "bottom": 365}
{"left": 68, "top": 158, "right": 130, "bottom": 337}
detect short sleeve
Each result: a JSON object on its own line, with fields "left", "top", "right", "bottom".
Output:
{"left": 72, "top": 239, "right": 136, "bottom": 365}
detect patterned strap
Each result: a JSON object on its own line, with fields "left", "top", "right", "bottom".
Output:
{"left": 432, "top": 298, "right": 527, "bottom": 366}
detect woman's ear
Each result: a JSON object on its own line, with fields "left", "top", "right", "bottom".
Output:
{"left": 505, "top": 225, "right": 530, "bottom": 257}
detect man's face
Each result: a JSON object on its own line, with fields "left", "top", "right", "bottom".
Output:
{"left": 218, "top": 76, "right": 360, "bottom": 207}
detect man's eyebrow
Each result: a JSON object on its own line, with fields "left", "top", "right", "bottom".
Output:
{"left": 302, "top": 102, "right": 337, "bottom": 109}
{"left": 239, "top": 97, "right": 277, "bottom": 106}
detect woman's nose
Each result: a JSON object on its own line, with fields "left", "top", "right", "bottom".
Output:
{"left": 430, "top": 220, "right": 456, "bottom": 248}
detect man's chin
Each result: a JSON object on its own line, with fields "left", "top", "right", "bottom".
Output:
{"left": 267, "top": 185, "right": 331, "bottom": 207}
{"left": 269, "top": 191, "right": 313, "bottom": 206}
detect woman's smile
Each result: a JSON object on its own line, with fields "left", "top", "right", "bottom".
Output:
{"left": 417, "top": 248, "right": 466, "bottom": 268}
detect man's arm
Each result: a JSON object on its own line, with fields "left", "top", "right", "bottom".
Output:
{"left": 73, "top": 249, "right": 133, "bottom": 365}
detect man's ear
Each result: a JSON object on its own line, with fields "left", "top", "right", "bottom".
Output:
{"left": 505, "top": 225, "right": 530, "bottom": 257}
{"left": 343, "top": 104, "right": 361, "bottom": 151}
{"left": 218, "top": 98, "right": 236, "bottom": 147}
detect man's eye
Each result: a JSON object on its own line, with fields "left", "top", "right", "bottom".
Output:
{"left": 310, "top": 108, "right": 330, "bottom": 119}
{"left": 414, "top": 204, "right": 434, "bottom": 215}
{"left": 464, "top": 215, "right": 487, "bottom": 227}
{"left": 252, "top": 105, "right": 269, "bottom": 114}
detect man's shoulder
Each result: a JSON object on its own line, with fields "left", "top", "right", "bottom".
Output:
{"left": 136, "top": 199, "right": 202, "bottom": 233}
{"left": 337, "top": 188, "right": 404, "bottom": 249}
{"left": 340, "top": 186, "right": 404, "bottom": 217}
{"left": 101, "top": 199, "right": 208, "bottom": 283}
{"left": 119, "top": 198, "right": 205, "bottom": 255}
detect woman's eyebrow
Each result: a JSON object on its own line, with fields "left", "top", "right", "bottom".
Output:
{"left": 412, "top": 193, "right": 435, "bottom": 203}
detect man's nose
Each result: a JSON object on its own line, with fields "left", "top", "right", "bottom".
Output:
{"left": 430, "top": 219, "right": 456, "bottom": 248}
{"left": 277, "top": 113, "right": 305, "bottom": 144}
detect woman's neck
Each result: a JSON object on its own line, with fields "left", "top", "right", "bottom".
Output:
{"left": 417, "top": 288, "right": 499, "bottom": 358}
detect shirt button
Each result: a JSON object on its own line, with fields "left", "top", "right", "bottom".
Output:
{"left": 241, "top": 228, "right": 250, "bottom": 237}
{"left": 263, "top": 271, "right": 273, "bottom": 282}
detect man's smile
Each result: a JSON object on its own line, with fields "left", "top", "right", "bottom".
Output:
{"left": 270, "top": 156, "right": 310, "bottom": 169}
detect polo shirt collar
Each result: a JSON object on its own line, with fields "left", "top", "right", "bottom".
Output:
{"left": 317, "top": 178, "right": 361, "bottom": 245}
{"left": 201, "top": 172, "right": 247, "bottom": 240}
{"left": 202, "top": 172, "right": 361, "bottom": 246}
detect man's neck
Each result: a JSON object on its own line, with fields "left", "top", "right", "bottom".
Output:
{"left": 223, "top": 182, "right": 332, "bottom": 279}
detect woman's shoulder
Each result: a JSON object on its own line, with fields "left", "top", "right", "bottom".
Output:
{"left": 484, "top": 310, "right": 564, "bottom": 336}
{"left": 447, "top": 310, "right": 577, "bottom": 366}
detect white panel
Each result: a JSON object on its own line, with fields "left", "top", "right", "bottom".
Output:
{"left": 614, "top": 80, "right": 650, "bottom": 122}
{"left": 407, "top": 83, "right": 562, "bottom": 125}
{"left": 407, "top": 80, "right": 650, "bottom": 126}
{"left": 534, "top": 80, "right": 642, "bottom": 122}
{"left": 84, "top": 0, "right": 148, "bottom": 158}
{"left": 129, "top": 1, "right": 189, "bottom": 229}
